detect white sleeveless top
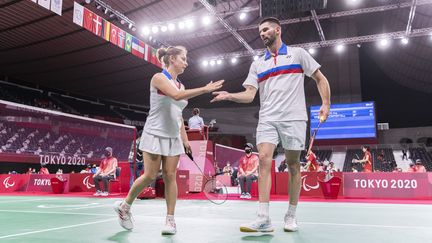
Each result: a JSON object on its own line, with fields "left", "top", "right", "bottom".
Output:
{"left": 144, "top": 70, "right": 188, "bottom": 138}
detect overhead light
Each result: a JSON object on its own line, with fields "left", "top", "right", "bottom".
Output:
{"left": 231, "top": 57, "right": 238, "bottom": 64}
{"left": 239, "top": 12, "right": 247, "bottom": 20}
{"left": 109, "top": 13, "right": 115, "bottom": 18}
{"left": 335, "top": 44, "right": 345, "bottom": 53}
{"left": 85, "top": 0, "right": 92, "bottom": 4}
{"left": 185, "top": 19, "right": 194, "bottom": 29}
{"left": 253, "top": 55, "right": 259, "bottom": 61}
{"left": 96, "top": 5, "right": 102, "bottom": 10}
{"left": 128, "top": 23, "right": 133, "bottom": 29}
{"left": 401, "top": 38, "right": 409, "bottom": 45}
{"left": 202, "top": 60, "right": 209, "bottom": 67}
{"left": 104, "top": 8, "right": 109, "bottom": 14}
{"left": 131, "top": 26, "right": 136, "bottom": 32}
{"left": 216, "top": 59, "right": 222, "bottom": 65}
{"left": 308, "top": 48, "right": 316, "bottom": 55}
{"left": 377, "top": 38, "right": 390, "bottom": 48}
{"left": 202, "top": 16, "right": 211, "bottom": 26}
{"left": 161, "top": 26, "right": 168, "bottom": 32}
{"left": 178, "top": 21, "right": 185, "bottom": 29}
{"left": 168, "top": 23, "right": 175, "bottom": 31}
{"left": 209, "top": 60, "right": 216, "bottom": 66}
{"left": 152, "top": 26, "right": 159, "bottom": 33}
{"left": 347, "top": 0, "right": 361, "bottom": 6}
{"left": 142, "top": 27, "right": 150, "bottom": 35}
{"left": 120, "top": 19, "right": 126, "bottom": 25}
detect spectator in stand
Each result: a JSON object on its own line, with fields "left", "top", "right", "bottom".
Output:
{"left": 351, "top": 167, "right": 358, "bottom": 173}
{"left": 415, "top": 159, "right": 427, "bottom": 173}
{"left": 401, "top": 149, "right": 408, "bottom": 160}
{"left": 56, "top": 168, "right": 63, "bottom": 174}
{"left": 39, "top": 164, "right": 49, "bottom": 174}
{"left": 406, "top": 163, "right": 416, "bottom": 172}
{"left": 80, "top": 164, "right": 92, "bottom": 174}
{"left": 93, "top": 147, "right": 118, "bottom": 197}
{"left": 188, "top": 108, "right": 205, "bottom": 131}
{"left": 326, "top": 162, "right": 336, "bottom": 172}
{"left": 26, "top": 168, "right": 33, "bottom": 174}
{"left": 91, "top": 164, "right": 97, "bottom": 174}
{"left": 278, "top": 160, "right": 287, "bottom": 172}
{"left": 223, "top": 162, "right": 233, "bottom": 175}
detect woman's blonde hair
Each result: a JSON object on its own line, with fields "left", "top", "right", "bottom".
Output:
{"left": 156, "top": 46, "right": 187, "bottom": 68}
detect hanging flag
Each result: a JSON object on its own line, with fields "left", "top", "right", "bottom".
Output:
{"left": 91, "top": 14, "right": 103, "bottom": 36}
{"left": 117, "top": 29, "right": 126, "bottom": 49}
{"left": 50, "top": 0, "right": 62, "bottom": 15}
{"left": 73, "top": 2, "right": 84, "bottom": 27}
{"left": 144, "top": 42, "right": 150, "bottom": 61}
{"left": 150, "top": 47, "right": 162, "bottom": 68}
{"left": 131, "top": 36, "right": 140, "bottom": 58}
{"left": 138, "top": 40, "right": 145, "bottom": 59}
{"left": 125, "top": 33, "right": 132, "bottom": 52}
{"left": 110, "top": 24, "right": 119, "bottom": 45}
{"left": 38, "top": 0, "right": 50, "bottom": 10}
{"left": 101, "top": 19, "right": 110, "bottom": 41}
{"left": 83, "top": 8, "right": 94, "bottom": 32}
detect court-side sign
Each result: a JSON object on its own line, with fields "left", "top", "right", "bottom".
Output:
{"left": 0, "top": 174, "right": 30, "bottom": 192}
{"left": 344, "top": 173, "right": 432, "bottom": 198}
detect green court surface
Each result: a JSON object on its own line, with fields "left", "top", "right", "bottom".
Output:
{"left": 0, "top": 196, "right": 431, "bottom": 243}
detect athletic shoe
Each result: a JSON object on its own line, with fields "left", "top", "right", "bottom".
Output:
{"left": 240, "top": 193, "right": 246, "bottom": 199}
{"left": 101, "top": 191, "right": 109, "bottom": 197}
{"left": 284, "top": 214, "right": 299, "bottom": 232}
{"left": 93, "top": 190, "right": 102, "bottom": 196}
{"left": 113, "top": 201, "right": 134, "bottom": 230}
{"left": 240, "top": 215, "right": 274, "bottom": 232}
{"left": 245, "top": 193, "right": 252, "bottom": 199}
{"left": 161, "top": 217, "right": 177, "bottom": 235}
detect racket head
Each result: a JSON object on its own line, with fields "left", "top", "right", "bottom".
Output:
{"left": 203, "top": 178, "right": 228, "bottom": 205}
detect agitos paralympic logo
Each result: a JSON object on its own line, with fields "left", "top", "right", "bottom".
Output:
{"left": 83, "top": 176, "right": 95, "bottom": 189}
{"left": 301, "top": 175, "right": 319, "bottom": 191}
{"left": 3, "top": 176, "right": 16, "bottom": 189}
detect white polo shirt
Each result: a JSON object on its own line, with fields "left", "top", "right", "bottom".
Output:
{"left": 243, "top": 43, "right": 320, "bottom": 122}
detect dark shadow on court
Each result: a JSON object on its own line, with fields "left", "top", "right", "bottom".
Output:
{"left": 241, "top": 234, "right": 274, "bottom": 242}
{"left": 107, "top": 231, "right": 131, "bottom": 243}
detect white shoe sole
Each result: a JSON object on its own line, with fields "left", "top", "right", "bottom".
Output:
{"left": 283, "top": 227, "right": 298, "bottom": 232}
{"left": 240, "top": 226, "right": 274, "bottom": 233}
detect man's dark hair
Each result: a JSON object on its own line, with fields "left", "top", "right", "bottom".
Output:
{"left": 259, "top": 17, "right": 281, "bottom": 26}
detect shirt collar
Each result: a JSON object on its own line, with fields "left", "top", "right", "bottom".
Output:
{"left": 162, "top": 69, "right": 182, "bottom": 83}
{"left": 264, "top": 43, "right": 288, "bottom": 60}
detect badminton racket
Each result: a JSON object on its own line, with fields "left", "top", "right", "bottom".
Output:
{"left": 185, "top": 151, "right": 228, "bottom": 205}
{"left": 306, "top": 119, "right": 323, "bottom": 156}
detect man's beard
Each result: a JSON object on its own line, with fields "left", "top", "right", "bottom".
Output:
{"left": 263, "top": 35, "right": 276, "bottom": 47}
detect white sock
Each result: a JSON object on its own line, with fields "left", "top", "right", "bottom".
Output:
{"left": 166, "top": 214, "right": 174, "bottom": 220}
{"left": 121, "top": 200, "right": 131, "bottom": 211}
{"left": 259, "top": 202, "right": 269, "bottom": 217}
{"left": 287, "top": 204, "right": 297, "bottom": 217}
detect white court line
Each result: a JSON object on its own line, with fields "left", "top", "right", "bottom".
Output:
{"left": 0, "top": 218, "right": 116, "bottom": 239}
{"left": 0, "top": 198, "right": 57, "bottom": 204}
{"left": 0, "top": 209, "right": 112, "bottom": 217}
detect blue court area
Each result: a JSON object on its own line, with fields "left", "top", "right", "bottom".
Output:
{"left": 0, "top": 196, "right": 431, "bottom": 243}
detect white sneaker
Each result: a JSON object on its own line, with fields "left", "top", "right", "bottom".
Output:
{"left": 113, "top": 201, "right": 134, "bottom": 230}
{"left": 240, "top": 193, "right": 246, "bottom": 199}
{"left": 245, "top": 193, "right": 252, "bottom": 199}
{"left": 101, "top": 191, "right": 109, "bottom": 197}
{"left": 93, "top": 190, "right": 102, "bottom": 196}
{"left": 161, "top": 217, "right": 177, "bottom": 235}
{"left": 240, "top": 215, "right": 274, "bottom": 232}
{"left": 284, "top": 214, "right": 299, "bottom": 232}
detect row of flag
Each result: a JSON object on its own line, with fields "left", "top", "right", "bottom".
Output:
{"left": 29, "top": 0, "right": 63, "bottom": 16}
{"left": 72, "top": 2, "right": 162, "bottom": 68}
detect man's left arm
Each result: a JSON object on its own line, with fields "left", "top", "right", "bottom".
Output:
{"left": 311, "top": 69, "right": 331, "bottom": 121}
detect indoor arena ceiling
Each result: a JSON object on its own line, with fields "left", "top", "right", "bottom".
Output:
{"left": 0, "top": 0, "right": 432, "bottom": 107}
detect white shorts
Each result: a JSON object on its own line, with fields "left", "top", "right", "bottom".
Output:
{"left": 256, "top": 120, "right": 306, "bottom": 151}
{"left": 139, "top": 131, "right": 185, "bottom": 157}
